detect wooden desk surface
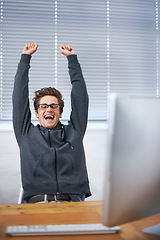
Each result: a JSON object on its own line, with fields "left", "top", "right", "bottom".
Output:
{"left": 0, "top": 201, "right": 159, "bottom": 240}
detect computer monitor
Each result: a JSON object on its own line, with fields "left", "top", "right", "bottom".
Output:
{"left": 103, "top": 94, "right": 160, "bottom": 235}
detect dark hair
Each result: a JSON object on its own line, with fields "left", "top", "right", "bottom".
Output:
{"left": 33, "top": 87, "right": 64, "bottom": 113}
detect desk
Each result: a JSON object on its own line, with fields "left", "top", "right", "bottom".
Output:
{"left": 0, "top": 201, "right": 159, "bottom": 240}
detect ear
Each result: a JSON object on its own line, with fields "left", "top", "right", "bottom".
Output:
{"left": 35, "top": 110, "right": 39, "bottom": 119}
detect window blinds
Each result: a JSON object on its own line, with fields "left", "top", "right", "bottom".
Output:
{"left": 0, "top": 0, "right": 107, "bottom": 121}
{"left": 108, "top": 0, "right": 159, "bottom": 96}
{"left": 0, "top": 0, "right": 159, "bottom": 121}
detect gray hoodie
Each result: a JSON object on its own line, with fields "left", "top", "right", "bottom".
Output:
{"left": 12, "top": 54, "right": 91, "bottom": 199}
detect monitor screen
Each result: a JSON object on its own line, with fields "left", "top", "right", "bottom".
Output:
{"left": 103, "top": 94, "right": 160, "bottom": 229}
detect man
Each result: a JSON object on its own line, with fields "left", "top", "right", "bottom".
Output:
{"left": 13, "top": 42, "right": 91, "bottom": 203}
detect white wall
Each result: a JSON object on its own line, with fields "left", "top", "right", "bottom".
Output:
{"left": 0, "top": 130, "right": 21, "bottom": 204}
{"left": 0, "top": 123, "right": 107, "bottom": 204}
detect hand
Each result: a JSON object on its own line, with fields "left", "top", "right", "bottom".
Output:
{"left": 59, "top": 44, "right": 76, "bottom": 56}
{"left": 22, "top": 42, "right": 39, "bottom": 55}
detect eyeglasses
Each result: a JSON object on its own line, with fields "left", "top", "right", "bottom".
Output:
{"left": 37, "top": 103, "right": 60, "bottom": 110}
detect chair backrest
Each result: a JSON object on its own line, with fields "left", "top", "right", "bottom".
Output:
{"left": 18, "top": 185, "right": 24, "bottom": 204}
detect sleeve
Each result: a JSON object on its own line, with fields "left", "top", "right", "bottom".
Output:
{"left": 67, "top": 54, "right": 89, "bottom": 138}
{"left": 12, "top": 54, "right": 32, "bottom": 146}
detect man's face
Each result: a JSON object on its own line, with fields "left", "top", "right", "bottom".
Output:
{"left": 35, "top": 95, "right": 62, "bottom": 129}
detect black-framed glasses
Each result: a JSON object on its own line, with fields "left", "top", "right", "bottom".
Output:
{"left": 37, "top": 103, "right": 60, "bottom": 110}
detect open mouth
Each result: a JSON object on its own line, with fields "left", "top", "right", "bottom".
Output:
{"left": 44, "top": 115, "right": 54, "bottom": 121}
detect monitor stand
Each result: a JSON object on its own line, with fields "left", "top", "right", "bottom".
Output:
{"left": 142, "top": 224, "right": 160, "bottom": 236}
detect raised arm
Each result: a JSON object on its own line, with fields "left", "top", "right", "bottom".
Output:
{"left": 12, "top": 42, "right": 38, "bottom": 145}
{"left": 59, "top": 44, "right": 89, "bottom": 137}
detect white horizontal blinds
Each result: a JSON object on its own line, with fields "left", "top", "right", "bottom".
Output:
{"left": 57, "top": 0, "right": 108, "bottom": 120}
{"left": 157, "top": 0, "right": 160, "bottom": 95}
{"left": 108, "top": 0, "right": 158, "bottom": 95}
{"left": 1, "top": 0, "right": 56, "bottom": 120}
{"left": 1, "top": 0, "right": 108, "bottom": 121}
{"left": 0, "top": 1, "right": 2, "bottom": 119}
{"left": 1, "top": 0, "right": 159, "bottom": 121}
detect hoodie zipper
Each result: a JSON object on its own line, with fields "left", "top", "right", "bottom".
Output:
{"left": 48, "top": 129, "right": 51, "bottom": 147}
{"left": 48, "top": 129, "right": 59, "bottom": 193}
